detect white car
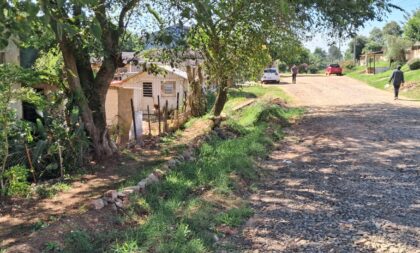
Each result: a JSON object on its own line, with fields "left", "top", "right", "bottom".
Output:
{"left": 261, "top": 68, "right": 280, "bottom": 84}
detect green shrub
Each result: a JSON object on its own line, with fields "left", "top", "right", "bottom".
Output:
{"left": 407, "top": 58, "right": 420, "bottom": 70}
{"left": 216, "top": 206, "right": 254, "bottom": 227}
{"left": 390, "top": 61, "right": 405, "bottom": 69}
{"left": 63, "top": 230, "right": 94, "bottom": 253}
{"left": 277, "top": 62, "right": 288, "bottom": 72}
{"left": 43, "top": 241, "right": 62, "bottom": 253}
{"left": 36, "top": 182, "right": 71, "bottom": 199}
{"left": 4, "top": 165, "right": 30, "bottom": 197}
{"left": 340, "top": 60, "right": 355, "bottom": 70}
{"left": 308, "top": 65, "right": 319, "bottom": 74}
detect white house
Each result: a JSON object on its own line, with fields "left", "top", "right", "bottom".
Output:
{"left": 105, "top": 65, "right": 189, "bottom": 142}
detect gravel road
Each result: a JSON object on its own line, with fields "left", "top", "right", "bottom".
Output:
{"left": 234, "top": 76, "right": 420, "bottom": 252}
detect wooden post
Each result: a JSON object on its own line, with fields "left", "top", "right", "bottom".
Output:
{"left": 130, "top": 99, "right": 138, "bottom": 142}
{"left": 163, "top": 100, "right": 169, "bottom": 133}
{"left": 175, "top": 92, "right": 180, "bottom": 128}
{"left": 176, "top": 92, "right": 179, "bottom": 111}
{"left": 157, "top": 95, "right": 161, "bottom": 135}
{"left": 147, "top": 105, "right": 152, "bottom": 136}
{"left": 183, "top": 91, "right": 187, "bottom": 112}
{"left": 373, "top": 54, "right": 376, "bottom": 75}
{"left": 24, "top": 144, "right": 37, "bottom": 183}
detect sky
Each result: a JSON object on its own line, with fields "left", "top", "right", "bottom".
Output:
{"left": 303, "top": 0, "right": 420, "bottom": 54}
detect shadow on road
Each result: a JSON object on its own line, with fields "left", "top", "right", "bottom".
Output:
{"left": 238, "top": 103, "right": 420, "bottom": 252}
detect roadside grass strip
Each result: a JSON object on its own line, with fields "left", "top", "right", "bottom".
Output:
{"left": 57, "top": 86, "right": 303, "bottom": 253}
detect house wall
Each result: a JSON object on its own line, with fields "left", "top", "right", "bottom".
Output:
{"left": 121, "top": 72, "right": 188, "bottom": 113}
{"left": 1, "top": 39, "right": 22, "bottom": 118}
{"left": 105, "top": 87, "right": 119, "bottom": 125}
{"left": 105, "top": 70, "right": 188, "bottom": 143}
{"left": 117, "top": 88, "right": 134, "bottom": 144}
{"left": 406, "top": 47, "right": 420, "bottom": 61}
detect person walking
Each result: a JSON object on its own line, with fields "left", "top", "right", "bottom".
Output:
{"left": 388, "top": 65, "right": 405, "bottom": 100}
{"left": 291, "top": 64, "right": 298, "bottom": 84}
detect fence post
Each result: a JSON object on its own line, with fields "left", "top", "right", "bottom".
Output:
{"left": 130, "top": 99, "right": 138, "bottom": 142}
{"left": 147, "top": 105, "right": 152, "bottom": 136}
{"left": 175, "top": 92, "right": 180, "bottom": 128}
{"left": 183, "top": 91, "right": 187, "bottom": 112}
{"left": 157, "top": 95, "right": 161, "bottom": 136}
{"left": 163, "top": 100, "right": 169, "bottom": 133}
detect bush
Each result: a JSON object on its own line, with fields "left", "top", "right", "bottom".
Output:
{"left": 407, "top": 58, "right": 420, "bottom": 70}
{"left": 340, "top": 60, "right": 355, "bottom": 70}
{"left": 390, "top": 61, "right": 405, "bottom": 69}
{"left": 4, "top": 165, "right": 30, "bottom": 197}
{"left": 277, "top": 62, "right": 288, "bottom": 72}
{"left": 308, "top": 65, "right": 318, "bottom": 74}
{"left": 63, "top": 230, "right": 94, "bottom": 253}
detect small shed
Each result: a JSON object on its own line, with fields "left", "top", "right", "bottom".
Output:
{"left": 105, "top": 65, "right": 189, "bottom": 143}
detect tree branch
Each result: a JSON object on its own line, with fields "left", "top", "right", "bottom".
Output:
{"left": 119, "top": 0, "right": 141, "bottom": 30}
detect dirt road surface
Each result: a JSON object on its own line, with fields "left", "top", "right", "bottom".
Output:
{"left": 235, "top": 76, "right": 420, "bottom": 252}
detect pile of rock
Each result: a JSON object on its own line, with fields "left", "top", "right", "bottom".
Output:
{"left": 89, "top": 147, "right": 196, "bottom": 211}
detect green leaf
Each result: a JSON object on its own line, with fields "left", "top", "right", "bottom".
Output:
{"left": 90, "top": 19, "right": 102, "bottom": 40}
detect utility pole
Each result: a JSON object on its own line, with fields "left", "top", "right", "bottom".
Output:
{"left": 353, "top": 37, "right": 357, "bottom": 63}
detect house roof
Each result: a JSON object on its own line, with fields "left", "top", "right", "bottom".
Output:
{"left": 158, "top": 65, "right": 188, "bottom": 79}
{"left": 110, "top": 64, "right": 188, "bottom": 87}
{"left": 360, "top": 50, "right": 384, "bottom": 57}
{"left": 91, "top": 51, "right": 143, "bottom": 65}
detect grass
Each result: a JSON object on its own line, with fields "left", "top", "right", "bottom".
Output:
{"left": 35, "top": 182, "right": 72, "bottom": 199}
{"left": 57, "top": 85, "right": 303, "bottom": 253}
{"left": 346, "top": 64, "right": 420, "bottom": 100}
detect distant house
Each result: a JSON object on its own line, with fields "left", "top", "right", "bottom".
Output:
{"left": 406, "top": 42, "right": 420, "bottom": 61}
{"left": 105, "top": 65, "right": 189, "bottom": 143}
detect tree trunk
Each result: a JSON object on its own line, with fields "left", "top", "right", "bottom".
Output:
{"left": 186, "top": 65, "right": 206, "bottom": 117}
{"left": 59, "top": 37, "right": 117, "bottom": 159}
{"left": 213, "top": 81, "right": 229, "bottom": 116}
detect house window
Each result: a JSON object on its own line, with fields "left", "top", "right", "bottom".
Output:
{"left": 161, "top": 81, "right": 176, "bottom": 96}
{"left": 143, "top": 83, "right": 153, "bottom": 97}
{"left": 0, "top": 52, "right": 5, "bottom": 64}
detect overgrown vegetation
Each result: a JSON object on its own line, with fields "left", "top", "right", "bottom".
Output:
{"left": 0, "top": 64, "right": 89, "bottom": 197}
{"left": 53, "top": 86, "right": 302, "bottom": 253}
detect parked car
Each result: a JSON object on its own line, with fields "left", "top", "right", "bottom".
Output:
{"left": 325, "top": 64, "right": 343, "bottom": 76}
{"left": 261, "top": 68, "right": 280, "bottom": 84}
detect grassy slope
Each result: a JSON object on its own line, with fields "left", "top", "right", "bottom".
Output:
{"left": 346, "top": 64, "right": 420, "bottom": 100}
{"left": 56, "top": 86, "right": 302, "bottom": 253}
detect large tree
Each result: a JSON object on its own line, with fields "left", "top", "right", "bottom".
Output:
{"left": 403, "top": 9, "right": 420, "bottom": 42}
{"left": 346, "top": 36, "right": 368, "bottom": 60}
{"left": 171, "top": 0, "right": 398, "bottom": 116}
{"left": 327, "top": 45, "right": 342, "bottom": 63}
{"left": 2, "top": 0, "right": 146, "bottom": 158}
{"left": 383, "top": 21, "right": 403, "bottom": 37}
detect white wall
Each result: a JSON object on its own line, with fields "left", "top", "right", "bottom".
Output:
{"left": 1, "top": 39, "right": 22, "bottom": 118}
{"left": 105, "top": 88, "right": 119, "bottom": 125}
{"left": 121, "top": 72, "right": 188, "bottom": 113}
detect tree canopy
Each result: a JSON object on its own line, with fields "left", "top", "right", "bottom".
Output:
{"left": 382, "top": 21, "right": 403, "bottom": 37}
{"left": 403, "top": 9, "right": 420, "bottom": 42}
{"left": 1, "top": 0, "right": 400, "bottom": 156}
{"left": 328, "top": 45, "right": 342, "bottom": 63}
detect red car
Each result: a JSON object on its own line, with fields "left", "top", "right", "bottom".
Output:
{"left": 325, "top": 64, "right": 343, "bottom": 76}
